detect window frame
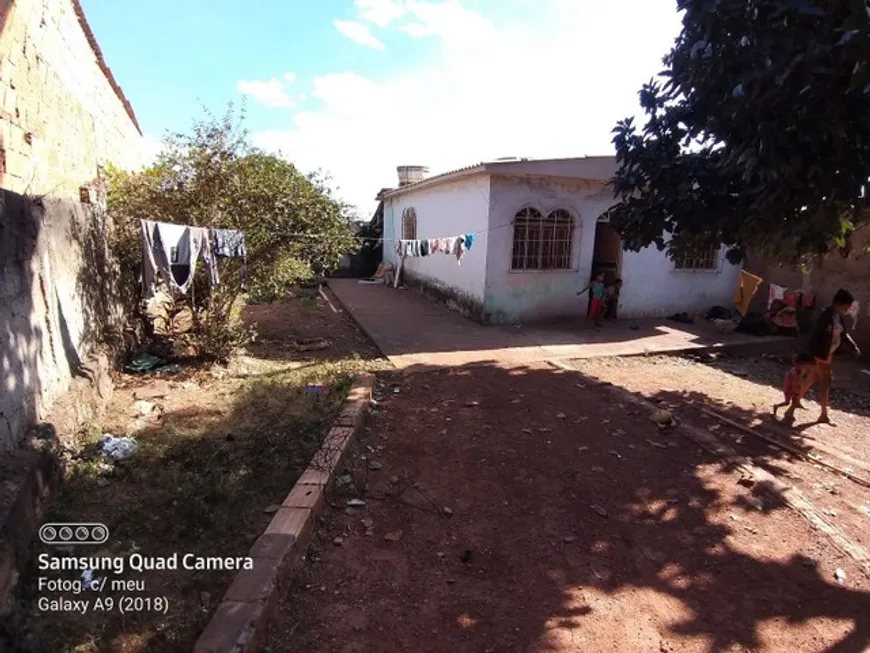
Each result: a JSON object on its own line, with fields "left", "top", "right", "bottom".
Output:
{"left": 401, "top": 207, "right": 417, "bottom": 241}
{"left": 672, "top": 245, "right": 722, "bottom": 273}
{"left": 509, "top": 205, "right": 576, "bottom": 272}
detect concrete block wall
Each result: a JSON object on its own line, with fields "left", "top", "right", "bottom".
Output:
{"left": 0, "top": 0, "right": 140, "bottom": 450}
{"left": 0, "top": 0, "right": 142, "bottom": 197}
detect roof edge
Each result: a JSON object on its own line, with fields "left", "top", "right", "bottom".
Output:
{"left": 381, "top": 156, "right": 617, "bottom": 200}
{"left": 381, "top": 163, "right": 486, "bottom": 199}
{"left": 71, "top": 0, "right": 142, "bottom": 135}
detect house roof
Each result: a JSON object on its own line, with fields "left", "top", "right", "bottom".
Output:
{"left": 380, "top": 156, "right": 618, "bottom": 200}
{"left": 71, "top": 0, "right": 142, "bottom": 135}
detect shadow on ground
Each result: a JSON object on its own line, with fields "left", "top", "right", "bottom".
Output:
{"left": 674, "top": 350, "right": 870, "bottom": 420}
{"left": 2, "top": 363, "right": 357, "bottom": 653}
{"left": 267, "top": 361, "right": 870, "bottom": 653}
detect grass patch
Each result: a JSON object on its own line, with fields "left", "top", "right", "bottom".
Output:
{"left": 3, "top": 359, "right": 366, "bottom": 653}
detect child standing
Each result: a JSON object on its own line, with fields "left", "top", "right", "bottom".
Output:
{"left": 578, "top": 273, "right": 606, "bottom": 327}
{"left": 773, "top": 352, "right": 814, "bottom": 416}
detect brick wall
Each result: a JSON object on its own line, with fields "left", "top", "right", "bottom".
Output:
{"left": 0, "top": 0, "right": 140, "bottom": 450}
{"left": 0, "top": 0, "right": 142, "bottom": 197}
{"left": 745, "top": 229, "right": 870, "bottom": 353}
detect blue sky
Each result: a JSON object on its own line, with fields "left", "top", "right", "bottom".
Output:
{"left": 80, "top": 0, "right": 683, "bottom": 216}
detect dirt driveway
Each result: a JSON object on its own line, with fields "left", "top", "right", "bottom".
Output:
{"left": 265, "top": 362, "right": 870, "bottom": 653}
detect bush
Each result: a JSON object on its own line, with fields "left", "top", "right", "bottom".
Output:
{"left": 106, "top": 105, "right": 357, "bottom": 359}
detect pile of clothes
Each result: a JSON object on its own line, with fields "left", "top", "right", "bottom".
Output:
{"left": 140, "top": 219, "right": 247, "bottom": 299}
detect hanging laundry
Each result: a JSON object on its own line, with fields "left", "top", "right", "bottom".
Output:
{"left": 420, "top": 239, "right": 430, "bottom": 256}
{"left": 767, "top": 283, "right": 787, "bottom": 309}
{"left": 734, "top": 270, "right": 762, "bottom": 316}
{"left": 140, "top": 220, "right": 219, "bottom": 298}
{"left": 455, "top": 235, "right": 468, "bottom": 264}
{"left": 211, "top": 228, "right": 248, "bottom": 289}
{"left": 464, "top": 233, "right": 475, "bottom": 250}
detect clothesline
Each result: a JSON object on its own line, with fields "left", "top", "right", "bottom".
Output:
{"left": 274, "top": 221, "right": 519, "bottom": 243}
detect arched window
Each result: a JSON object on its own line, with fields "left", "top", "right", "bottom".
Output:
{"left": 402, "top": 208, "right": 417, "bottom": 240}
{"left": 511, "top": 207, "right": 574, "bottom": 270}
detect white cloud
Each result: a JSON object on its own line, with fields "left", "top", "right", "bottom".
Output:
{"left": 237, "top": 74, "right": 297, "bottom": 108}
{"left": 333, "top": 19, "right": 386, "bottom": 50}
{"left": 252, "top": 0, "right": 683, "bottom": 217}
{"left": 354, "top": 0, "right": 406, "bottom": 27}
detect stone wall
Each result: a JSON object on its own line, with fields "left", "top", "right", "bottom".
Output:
{"left": 0, "top": 0, "right": 142, "bottom": 197}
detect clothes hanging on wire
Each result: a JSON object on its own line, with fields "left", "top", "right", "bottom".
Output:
{"left": 767, "top": 283, "right": 787, "bottom": 309}
{"left": 211, "top": 228, "right": 248, "bottom": 289}
{"left": 140, "top": 220, "right": 218, "bottom": 298}
{"left": 395, "top": 233, "right": 474, "bottom": 264}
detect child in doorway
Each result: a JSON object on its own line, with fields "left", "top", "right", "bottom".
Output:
{"left": 578, "top": 273, "right": 606, "bottom": 327}
{"left": 772, "top": 352, "right": 814, "bottom": 416}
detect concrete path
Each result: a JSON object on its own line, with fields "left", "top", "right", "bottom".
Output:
{"left": 329, "top": 279, "right": 787, "bottom": 370}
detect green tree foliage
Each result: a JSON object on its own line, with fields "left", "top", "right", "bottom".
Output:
{"left": 606, "top": 0, "right": 870, "bottom": 265}
{"left": 107, "top": 106, "right": 357, "bottom": 358}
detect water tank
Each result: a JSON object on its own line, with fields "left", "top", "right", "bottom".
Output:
{"left": 397, "top": 165, "right": 429, "bottom": 187}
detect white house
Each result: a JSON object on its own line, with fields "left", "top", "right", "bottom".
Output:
{"left": 380, "top": 157, "right": 742, "bottom": 324}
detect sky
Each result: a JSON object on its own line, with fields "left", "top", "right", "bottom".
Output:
{"left": 80, "top": 0, "right": 683, "bottom": 218}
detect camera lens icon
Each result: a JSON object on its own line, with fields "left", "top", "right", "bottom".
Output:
{"left": 39, "top": 523, "right": 110, "bottom": 545}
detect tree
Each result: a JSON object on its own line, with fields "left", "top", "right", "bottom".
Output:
{"left": 107, "top": 106, "right": 358, "bottom": 359}
{"left": 605, "top": 0, "right": 870, "bottom": 265}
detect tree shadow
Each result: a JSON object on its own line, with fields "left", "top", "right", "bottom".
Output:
{"left": 677, "top": 349, "right": 870, "bottom": 420}
{"left": 0, "top": 191, "right": 47, "bottom": 452}
{"left": 267, "top": 361, "right": 870, "bottom": 653}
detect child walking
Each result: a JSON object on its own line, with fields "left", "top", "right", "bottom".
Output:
{"left": 578, "top": 273, "right": 606, "bottom": 327}
{"left": 773, "top": 352, "right": 814, "bottom": 416}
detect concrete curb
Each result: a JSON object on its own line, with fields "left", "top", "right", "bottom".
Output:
{"left": 193, "top": 373, "right": 375, "bottom": 653}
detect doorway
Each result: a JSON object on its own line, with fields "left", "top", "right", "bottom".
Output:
{"left": 592, "top": 219, "right": 621, "bottom": 284}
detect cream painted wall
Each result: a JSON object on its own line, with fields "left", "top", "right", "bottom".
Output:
{"left": 383, "top": 175, "right": 490, "bottom": 303}
{"left": 484, "top": 174, "right": 614, "bottom": 323}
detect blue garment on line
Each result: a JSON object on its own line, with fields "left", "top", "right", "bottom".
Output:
{"left": 464, "top": 233, "right": 474, "bottom": 250}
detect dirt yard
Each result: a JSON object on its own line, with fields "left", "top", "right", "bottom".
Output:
{"left": 4, "top": 287, "right": 387, "bottom": 653}
{"left": 264, "top": 361, "right": 870, "bottom": 653}
{"left": 568, "top": 353, "right": 870, "bottom": 558}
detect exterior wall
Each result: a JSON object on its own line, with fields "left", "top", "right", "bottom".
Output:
{"left": 619, "top": 243, "right": 742, "bottom": 318}
{"left": 746, "top": 229, "right": 870, "bottom": 353}
{"left": 0, "top": 0, "right": 139, "bottom": 451}
{"left": 383, "top": 176, "right": 490, "bottom": 314}
{"left": 483, "top": 175, "right": 615, "bottom": 324}
{"left": 0, "top": 0, "right": 142, "bottom": 198}
{"left": 1, "top": 191, "right": 121, "bottom": 452}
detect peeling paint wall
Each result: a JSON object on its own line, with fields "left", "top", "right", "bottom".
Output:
{"left": 483, "top": 175, "right": 614, "bottom": 324}
{"left": 383, "top": 176, "right": 490, "bottom": 304}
